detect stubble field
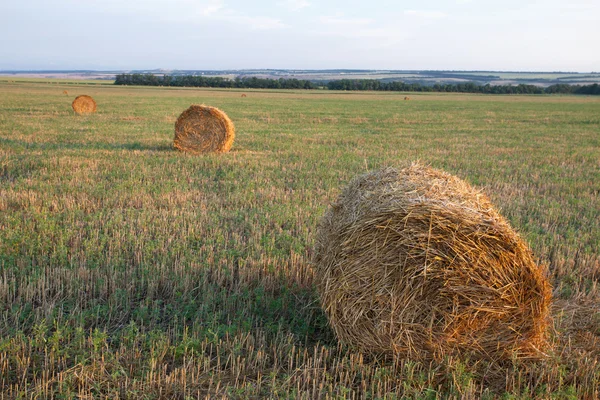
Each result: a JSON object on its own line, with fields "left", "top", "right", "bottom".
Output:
{"left": 0, "top": 81, "right": 599, "bottom": 398}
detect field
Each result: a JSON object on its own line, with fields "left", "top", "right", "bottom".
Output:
{"left": 1, "top": 81, "right": 599, "bottom": 398}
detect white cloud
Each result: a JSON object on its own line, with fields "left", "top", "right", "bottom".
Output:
{"left": 174, "top": 1, "right": 287, "bottom": 30}
{"left": 200, "top": 0, "right": 225, "bottom": 16}
{"left": 279, "top": 0, "right": 310, "bottom": 11}
{"left": 219, "top": 15, "right": 286, "bottom": 30}
{"left": 311, "top": 15, "right": 410, "bottom": 48}
{"left": 63, "top": 0, "right": 224, "bottom": 17}
{"left": 404, "top": 10, "right": 447, "bottom": 19}
{"left": 317, "top": 15, "right": 374, "bottom": 27}
{"left": 56, "top": 0, "right": 284, "bottom": 30}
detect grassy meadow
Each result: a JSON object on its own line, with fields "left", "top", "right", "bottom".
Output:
{"left": 1, "top": 80, "right": 599, "bottom": 398}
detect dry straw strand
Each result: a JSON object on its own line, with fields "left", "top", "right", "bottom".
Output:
{"left": 71, "top": 95, "right": 97, "bottom": 114}
{"left": 173, "top": 105, "right": 235, "bottom": 154}
{"left": 313, "top": 162, "right": 552, "bottom": 362}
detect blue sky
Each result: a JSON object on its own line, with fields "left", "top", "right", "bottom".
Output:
{"left": 1, "top": 0, "right": 598, "bottom": 71}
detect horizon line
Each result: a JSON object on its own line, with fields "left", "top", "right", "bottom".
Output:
{"left": 1, "top": 68, "right": 598, "bottom": 74}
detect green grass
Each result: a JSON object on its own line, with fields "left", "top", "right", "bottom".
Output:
{"left": 1, "top": 82, "right": 599, "bottom": 398}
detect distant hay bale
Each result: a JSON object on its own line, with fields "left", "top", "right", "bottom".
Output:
{"left": 173, "top": 105, "right": 235, "bottom": 154}
{"left": 404, "top": 96, "right": 410, "bottom": 100}
{"left": 313, "top": 163, "right": 552, "bottom": 361}
{"left": 71, "top": 95, "right": 96, "bottom": 114}
{"left": 63, "top": 90, "right": 69, "bottom": 95}
{"left": 241, "top": 94, "right": 247, "bottom": 98}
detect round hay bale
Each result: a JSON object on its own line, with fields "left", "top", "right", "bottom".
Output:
{"left": 71, "top": 95, "right": 96, "bottom": 114}
{"left": 313, "top": 163, "right": 552, "bottom": 361}
{"left": 404, "top": 96, "right": 410, "bottom": 100}
{"left": 63, "top": 90, "right": 69, "bottom": 95}
{"left": 173, "top": 105, "right": 235, "bottom": 154}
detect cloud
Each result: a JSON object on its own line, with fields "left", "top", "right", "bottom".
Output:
{"left": 311, "top": 15, "right": 410, "bottom": 47}
{"left": 404, "top": 10, "right": 447, "bottom": 19}
{"left": 219, "top": 15, "right": 286, "bottom": 30}
{"left": 279, "top": 0, "right": 310, "bottom": 11}
{"left": 200, "top": 0, "right": 225, "bottom": 16}
{"left": 317, "top": 15, "right": 374, "bottom": 27}
{"left": 64, "top": 0, "right": 225, "bottom": 18}
{"left": 173, "top": 1, "right": 287, "bottom": 30}
{"left": 56, "top": 0, "right": 284, "bottom": 30}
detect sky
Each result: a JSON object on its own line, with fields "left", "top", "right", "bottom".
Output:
{"left": 1, "top": 0, "right": 599, "bottom": 72}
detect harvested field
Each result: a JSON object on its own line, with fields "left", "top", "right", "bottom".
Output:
{"left": 0, "top": 80, "right": 599, "bottom": 398}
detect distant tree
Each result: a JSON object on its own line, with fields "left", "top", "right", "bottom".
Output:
{"left": 576, "top": 83, "right": 600, "bottom": 95}
{"left": 112, "top": 74, "right": 599, "bottom": 96}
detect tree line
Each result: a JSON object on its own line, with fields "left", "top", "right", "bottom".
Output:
{"left": 114, "top": 74, "right": 315, "bottom": 89}
{"left": 327, "top": 79, "right": 600, "bottom": 95}
{"left": 114, "top": 74, "right": 600, "bottom": 95}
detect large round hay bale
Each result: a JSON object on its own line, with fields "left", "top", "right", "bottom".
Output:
{"left": 313, "top": 163, "right": 551, "bottom": 361}
{"left": 71, "top": 95, "right": 96, "bottom": 114}
{"left": 174, "top": 105, "right": 235, "bottom": 154}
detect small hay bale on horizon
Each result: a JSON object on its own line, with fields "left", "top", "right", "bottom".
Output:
{"left": 173, "top": 105, "right": 235, "bottom": 154}
{"left": 71, "top": 95, "right": 96, "bottom": 114}
{"left": 313, "top": 163, "right": 552, "bottom": 361}
{"left": 241, "top": 94, "right": 247, "bottom": 97}
{"left": 404, "top": 96, "right": 410, "bottom": 100}
{"left": 63, "top": 90, "right": 69, "bottom": 95}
